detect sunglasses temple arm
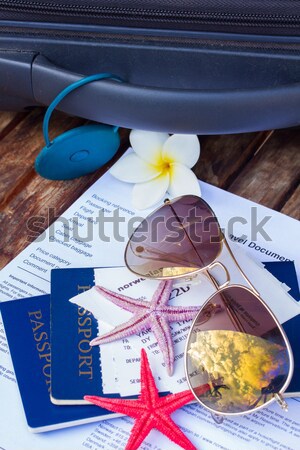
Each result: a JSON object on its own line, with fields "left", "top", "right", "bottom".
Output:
{"left": 223, "top": 239, "right": 260, "bottom": 297}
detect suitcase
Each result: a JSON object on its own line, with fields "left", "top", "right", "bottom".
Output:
{"left": 1, "top": 1, "right": 300, "bottom": 134}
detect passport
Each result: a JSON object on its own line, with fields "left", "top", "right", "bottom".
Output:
{"left": 50, "top": 267, "right": 145, "bottom": 405}
{"left": 0, "top": 294, "right": 122, "bottom": 432}
{"left": 50, "top": 267, "right": 101, "bottom": 405}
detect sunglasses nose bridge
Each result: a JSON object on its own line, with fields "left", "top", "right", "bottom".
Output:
{"left": 206, "top": 261, "right": 230, "bottom": 290}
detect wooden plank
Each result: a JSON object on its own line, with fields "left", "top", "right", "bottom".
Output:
{"left": 0, "top": 112, "right": 15, "bottom": 131}
{"left": 0, "top": 111, "right": 28, "bottom": 140}
{"left": 281, "top": 184, "right": 300, "bottom": 220}
{"left": 227, "top": 128, "right": 300, "bottom": 211}
{"left": 0, "top": 128, "right": 129, "bottom": 268}
{"left": 0, "top": 109, "right": 85, "bottom": 208}
{"left": 193, "top": 130, "right": 273, "bottom": 189}
{"left": 0, "top": 112, "right": 17, "bottom": 133}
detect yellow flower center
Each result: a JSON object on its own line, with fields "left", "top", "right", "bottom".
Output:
{"left": 161, "top": 161, "right": 172, "bottom": 172}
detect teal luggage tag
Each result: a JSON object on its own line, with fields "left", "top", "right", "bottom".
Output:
{"left": 35, "top": 73, "right": 122, "bottom": 180}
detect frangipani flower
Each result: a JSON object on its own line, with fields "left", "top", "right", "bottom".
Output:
{"left": 110, "top": 130, "right": 201, "bottom": 210}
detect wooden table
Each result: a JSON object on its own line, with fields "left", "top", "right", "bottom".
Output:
{"left": 0, "top": 108, "right": 299, "bottom": 270}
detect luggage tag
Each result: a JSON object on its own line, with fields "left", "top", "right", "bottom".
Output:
{"left": 35, "top": 73, "right": 122, "bottom": 180}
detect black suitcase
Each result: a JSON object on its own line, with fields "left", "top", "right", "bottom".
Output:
{"left": 1, "top": 1, "right": 300, "bottom": 134}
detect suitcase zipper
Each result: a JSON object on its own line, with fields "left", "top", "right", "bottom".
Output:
{"left": 1, "top": 1, "right": 300, "bottom": 31}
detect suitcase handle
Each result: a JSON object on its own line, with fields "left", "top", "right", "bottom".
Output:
{"left": 32, "top": 55, "right": 300, "bottom": 134}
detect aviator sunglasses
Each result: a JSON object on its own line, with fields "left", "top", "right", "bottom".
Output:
{"left": 124, "top": 195, "right": 293, "bottom": 417}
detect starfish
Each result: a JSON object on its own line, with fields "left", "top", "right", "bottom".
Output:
{"left": 85, "top": 349, "right": 210, "bottom": 450}
{"left": 89, "top": 280, "right": 200, "bottom": 375}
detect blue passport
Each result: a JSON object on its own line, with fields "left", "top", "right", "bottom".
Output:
{"left": 0, "top": 294, "right": 121, "bottom": 432}
{"left": 50, "top": 267, "right": 101, "bottom": 405}
{"left": 50, "top": 267, "right": 145, "bottom": 405}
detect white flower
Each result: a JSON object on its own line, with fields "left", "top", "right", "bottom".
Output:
{"left": 110, "top": 130, "right": 201, "bottom": 210}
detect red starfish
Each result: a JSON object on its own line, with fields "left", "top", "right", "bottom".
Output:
{"left": 85, "top": 349, "right": 210, "bottom": 450}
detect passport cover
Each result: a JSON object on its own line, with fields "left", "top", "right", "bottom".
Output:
{"left": 50, "top": 267, "right": 144, "bottom": 405}
{"left": 50, "top": 267, "right": 101, "bottom": 405}
{"left": 0, "top": 294, "right": 122, "bottom": 432}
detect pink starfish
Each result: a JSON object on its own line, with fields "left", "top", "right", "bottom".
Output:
{"left": 90, "top": 280, "right": 200, "bottom": 375}
{"left": 85, "top": 349, "right": 210, "bottom": 450}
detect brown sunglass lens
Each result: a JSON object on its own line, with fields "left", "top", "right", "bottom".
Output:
{"left": 125, "top": 195, "right": 222, "bottom": 278}
{"left": 186, "top": 286, "right": 291, "bottom": 415}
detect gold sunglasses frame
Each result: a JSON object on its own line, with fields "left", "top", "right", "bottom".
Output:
{"left": 124, "top": 195, "right": 294, "bottom": 416}
{"left": 184, "top": 281, "right": 294, "bottom": 417}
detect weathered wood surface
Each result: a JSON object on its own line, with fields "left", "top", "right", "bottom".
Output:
{"left": 227, "top": 128, "right": 300, "bottom": 212}
{"left": 0, "top": 111, "right": 26, "bottom": 135}
{"left": 194, "top": 130, "right": 274, "bottom": 189}
{"left": 281, "top": 184, "right": 300, "bottom": 219}
{"left": 0, "top": 109, "right": 299, "bottom": 269}
{"left": 0, "top": 109, "right": 129, "bottom": 268}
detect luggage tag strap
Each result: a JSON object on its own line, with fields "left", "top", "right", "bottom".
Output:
{"left": 36, "top": 73, "right": 123, "bottom": 180}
